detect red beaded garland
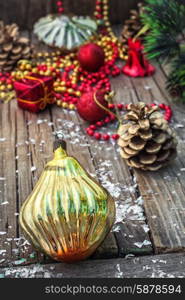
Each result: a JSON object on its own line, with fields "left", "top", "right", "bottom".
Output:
{"left": 85, "top": 103, "right": 173, "bottom": 142}
{"left": 52, "top": 39, "right": 121, "bottom": 106}
{"left": 56, "top": 0, "right": 64, "bottom": 14}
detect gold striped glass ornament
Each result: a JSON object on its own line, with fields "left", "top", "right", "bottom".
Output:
{"left": 19, "top": 139, "right": 115, "bottom": 263}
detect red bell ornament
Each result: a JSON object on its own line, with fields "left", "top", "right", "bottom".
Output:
{"left": 77, "top": 43, "right": 105, "bottom": 72}
{"left": 123, "top": 39, "right": 155, "bottom": 77}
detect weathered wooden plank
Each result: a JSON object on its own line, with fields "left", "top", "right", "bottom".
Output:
{"left": 1, "top": 253, "right": 185, "bottom": 278}
{"left": 115, "top": 221, "right": 152, "bottom": 256}
{"left": 109, "top": 75, "right": 153, "bottom": 256}
{"left": 119, "top": 68, "right": 185, "bottom": 254}
{"left": 0, "top": 0, "right": 140, "bottom": 29}
{"left": 0, "top": 100, "right": 19, "bottom": 266}
{"left": 0, "top": 0, "right": 30, "bottom": 29}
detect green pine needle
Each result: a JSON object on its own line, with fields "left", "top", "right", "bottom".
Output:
{"left": 142, "top": 0, "right": 185, "bottom": 96}
{"left": 142, "top": 0, "right": 185, "bottom": 62}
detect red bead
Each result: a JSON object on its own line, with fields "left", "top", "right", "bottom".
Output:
{"left": 105, "top": 117, "right": 111, "bottom": 123}
{"left": 96, "top": 7, "right": 102, "bottom": 12}
{"left": 108, "top": 103, "right": 115, "bottom": 109}
{"left": 159, "top": 103, "right": 165, "bottom": 109}
{"left": 57, "top": 1, "right": 63, "bottom": 6}
{"left": 112, "top": 134, "right": 120, "bottom": 140}
{"left": 94, "top": 132, "right": 101, "bottom": 140}
{"left": 89, "top": 125, "right": 96, "bottom": 130}
{"left": 86, "top": 129, "right": 94, "bottom": 136}
{"left": 103, "top": 134, "right": 110, "bottom": 141}
{"left": 58, "top": 7, "right": 64, "bottom": 13}
{"left": 110, "top": 114, "right": 116, "bottom": 121}
{"left": 117, "top": 103, "right": 123, "bottom": 110}
{"left": 96, "top": 121, "right": 103, "bottom": 127}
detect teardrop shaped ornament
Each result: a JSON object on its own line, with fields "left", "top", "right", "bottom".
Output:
{"left": 19, "top": 140, "right": 115, "bottom": 263}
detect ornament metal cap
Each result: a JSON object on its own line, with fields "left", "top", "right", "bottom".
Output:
{"left": 54, "top": 138, "right": 67, "bottom": 152}
{"left": 54, "top": 131, "right": 67, "bottom": 151}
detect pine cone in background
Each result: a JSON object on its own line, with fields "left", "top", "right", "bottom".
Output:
{"left": 0, "top": 21, "right": 32, "bottom": 72}
{"left": 118, "top": 103, "right": 178, "bottom": 171}
{"left": 121, "top": 2, "right": 145, "bottom": 46}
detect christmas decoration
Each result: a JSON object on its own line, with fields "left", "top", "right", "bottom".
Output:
{"left": 0, "top": 0, "right": 127, "bottom": 106}
{"left": 85, "top": 103, "right": 122, "bottom": 141}
{"left": 34, "top": 15, "right": 97, "bottom": 51}
{"left": 13, "top": 74, "right": 54, "bottom": 113}
{"left": 0, "top": 21, "right": 32, "bottom": 72}
{"left": 123, "top": 38, "right": 155, "bottom": 77}
{"left": 19, "top": 137, "right": 115, "bottom": 263}
{"left": 86, "top": 103, "right": 173, "bottom": 142}
{"left": 77, "top": 89, "right": 112, "bottom": 122}
{"left": 142, "top": 0, "right": 185, "bottom": 99}
{"left": 118, "top": 102, "right": 177, "bottom": 171}
{"left": 52, "top": 35, "right": 121, "bottom": 106}
{"left": 77, "top": 43, "right": 105, "bottom": 72}
{"left": 121, "top": 2, "right": 146, "bottom": 46}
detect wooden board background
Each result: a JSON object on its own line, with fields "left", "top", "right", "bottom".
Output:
{"left": 2, "top": 253, "right": 185, "bottom": 278}
{"left": 0, "top": 0, "right": 140, "bottom": 29}
{"left": 0, "top": 19, "right": 185, "bottom": 278}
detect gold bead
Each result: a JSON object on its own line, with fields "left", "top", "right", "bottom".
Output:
{"left": 60, "top": 87, "right": 67, "bottom": 92}
{"left": 25, "top": 64, "right": 32, "bottom": 70}
{"left": 0, "top": 92, "right": 6, "bottom": 98}
{"left": 54, "top": 87, "right": 60, "bottom": 92}
{"left": 7, "top": 84, "right": 13, "bottom": 90}
{"left": 75, "top": 91, "right": 81, "bottom": 97}
{"left": 68, "top": 88, "right": 74, "bottom": 94}
{"left": 19, "top": 65, "right": 26, "bottom": 71}
{"left": 32, "top": 68, "right": 38, "bottom": 73}
{"left": 0, "top": 85, "right": 6, "bottom": 91}
{"left": 62, "top": 102, "right": 68, "bottom": 109}
{"left": 53, "top": 82, "right": 58, "bottom": 87}
{"left": 69, "top": 104, "right": 75, "bottom": 110}
{"left": 57, "top": 100, "right": 61, "bottom": 106}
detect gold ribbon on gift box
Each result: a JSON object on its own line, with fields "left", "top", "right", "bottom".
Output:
{"left": 18, "top": 76, "right": 55, "bottom": 110}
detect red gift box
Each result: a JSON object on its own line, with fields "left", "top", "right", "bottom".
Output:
{"left": 13, "top": 74, "right": 55, "bottom": 113}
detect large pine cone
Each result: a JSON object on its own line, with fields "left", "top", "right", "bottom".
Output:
{"left": 0, "top": 21, "right": 32, "bottom": 72}
{"left": 118, "top": 103, "right": 178, "bottom": 171}
{"left": 121, "top": 2, "right": 145, "bottom": 45}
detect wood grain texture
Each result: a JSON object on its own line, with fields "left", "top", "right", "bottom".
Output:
{"left": 1, "top": 253, "right": 185, "bottom": 278}
{"left": 0, "top": 27, "right": 153, "bottom": 268}
{"left": 1, "top": 25, "right": 185, "bottom": 274}
{"left": 0, "top": 0, "right": 140, "bottom": 29}
{"left": 119, "top": 66, "right": 185, "bottom": 254}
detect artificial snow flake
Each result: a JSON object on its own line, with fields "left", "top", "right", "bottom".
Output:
{"left": 31, "top": 166, "right": 37, "bottom": 172}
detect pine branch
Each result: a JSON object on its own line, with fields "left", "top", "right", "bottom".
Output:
{"left": 142, "top": 0, "right": 185, "bottom": 62}
{"left": 167, "top": 52, "right": 185, "bottom": 98}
